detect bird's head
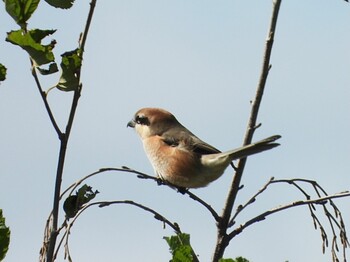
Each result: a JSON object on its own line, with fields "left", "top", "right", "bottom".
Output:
{"left": 127, "top": 108, "right": 179, "bottom": 139}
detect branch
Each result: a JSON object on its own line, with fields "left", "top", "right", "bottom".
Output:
{"left": 44, "top": 166, "right": 219, "bottom": 258}
{"left": 213, "top": 1, "right": 282, "bottom": 261}
{"left": 60, "top": 200, "right": 201, "bottom": 262}
{"left": 42, "top": 1, "right": 98, "bottom": 261}
{"left": 59, "top": 167, "right": 219, "bottom": 222}
{"left": 228, "top": 191, "right": 350, "bottom": 239}
{"left": 227, "top": 177, "right": 349, "bottom": 261}
{"left": 98, "top": 200, "right": 182, "bottom": 233}
{"left": 229, "top": 177, "right": 274, "bottom": 227}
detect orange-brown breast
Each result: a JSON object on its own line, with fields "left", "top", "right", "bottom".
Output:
{"left": 142, "top": 135, "right": 205, "bottom": 188}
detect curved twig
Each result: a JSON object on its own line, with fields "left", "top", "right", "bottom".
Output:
{"left": 227, "top": 176, "right": 349, "bottom": 261}
{"left": 58, "top": 167, "right": 220, "bottom": 222}
{"left": 62, "top": 200, "right": 201, "bottom": 262}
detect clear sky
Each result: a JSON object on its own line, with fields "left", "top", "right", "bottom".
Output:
{"left": 1, "top": 1, "right": 350, "bottom": 261}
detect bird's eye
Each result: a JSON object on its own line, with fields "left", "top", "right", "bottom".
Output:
{"left": 135, "top": 115, "right": 150, "bottom": 125}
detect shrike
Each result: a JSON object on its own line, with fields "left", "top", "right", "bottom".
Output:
{"left": 127, "top": 108, "right": 280, "bottom": 188}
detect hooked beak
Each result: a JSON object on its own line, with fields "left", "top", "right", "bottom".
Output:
{"left": 127, "top": 119, "right": 136, "bottom": 128}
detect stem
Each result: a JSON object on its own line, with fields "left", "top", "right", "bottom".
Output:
{"left": 45, "top": 135, "right": 68, "bottom": 261}
{"left": 212, "top": 1, "right": 282, "bottom": 261}
{"left": 43, "top": 1, "right": 97, "bottom": 261}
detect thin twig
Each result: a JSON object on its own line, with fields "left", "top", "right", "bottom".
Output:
{"left": 59, "top": 166, "right": 220, "bottom": 222}
{"left": 229, "top": 177, "right": 274, "bottom": 227}
{"left": 98, "top": 200, "right": 182, "bottom": 233}
{"left": 184, "top": 190, "right": 220, "bottom": 222}
{"left": 228, "top": 177, "right": 349, "bottom": 261}
{"left": 62, "top": 200, "right": 199, "bottom": 262}
{"left": 228, "top": 191, "right": 350, "bottom": 240}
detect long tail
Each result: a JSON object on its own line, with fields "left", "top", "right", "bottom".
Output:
{"left": 226, "top": 135, "right": 281, "bottom": 161}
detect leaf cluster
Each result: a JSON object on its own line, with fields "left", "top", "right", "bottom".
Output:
{"left": 3, "top": 0, "right": 82, "bottom": 91}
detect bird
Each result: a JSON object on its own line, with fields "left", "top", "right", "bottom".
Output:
{"left": 127, "top": 107, "right": 281, "bottom": 189}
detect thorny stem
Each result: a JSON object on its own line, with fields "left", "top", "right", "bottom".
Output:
{"left": 212, "top": 1, "right": 282, "bottom": 261}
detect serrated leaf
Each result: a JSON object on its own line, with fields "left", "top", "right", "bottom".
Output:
{"left": 0, "top": 209, "right": 11, "bottom": 261}
{"left": 56, "top": 48, "right": 82, "bottom": 91}
{"left": 63, "top": 184, "right": 99, "bottom": 218}
{"left": 4, "top": 0, "right": 40, "bottom": 28}
{"left": 0, "top": 64, "right": 7, "bottom": 81}
{"left": 6, "top": 29, "right": 56, "bottom": 66}
{"left": 37, "top": 62, "right": 58, "bottom": 75}
{"left": 44, "top": 0, "right": 74, "bottom": 9}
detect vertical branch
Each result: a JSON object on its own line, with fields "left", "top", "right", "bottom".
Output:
{"left": 43, "top": 1, "right": 97, "bottom": 261}
{"left": 212, "top": 1, "right": 282, "bottom": 261}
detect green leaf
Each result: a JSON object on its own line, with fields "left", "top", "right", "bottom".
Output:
{"left": 6, "top": 29, "right": 56, "bottom": 66}
{"left": 234, "top": 257, "right": 250, "bottom": 262}
{"left": 44, "top": 0, "right": 74, "bottom": 9}
{"left": 4, "top": 0, "right": 40, "bottom": 28}
{"left": 0, "top": 64, "right": 7, "bottom": 81}
{"left": 164, "top": 233, "right": 194, "bottom": 262}
{"left": 0, "top": 209, "right": 11, "bottom": 261}
{"left": 56, "top": 48, "right": 82, "bottom": 91}
{"left": 63, "top": 184, "right": 99, "bottom": 218}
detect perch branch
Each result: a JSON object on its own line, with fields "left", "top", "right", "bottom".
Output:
{"left": 59, "top": 167, "right": 219, "bottom": 222}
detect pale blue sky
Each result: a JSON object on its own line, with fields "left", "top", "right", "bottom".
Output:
{"left": 1, "top": 1, "right": 350, "bottom": 261}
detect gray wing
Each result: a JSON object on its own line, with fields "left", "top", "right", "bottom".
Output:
{"left": 162, "top": 126, "right": 221, "bottom": 155}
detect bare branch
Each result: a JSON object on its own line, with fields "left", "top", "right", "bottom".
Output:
{"left": 60, "top": 200, "right": 200, "bottom": 262}
{"left": 213, "top": 1, "right": 282, "bottom": 261}
{"left": 98, "top": 200, "right": 182, "bottom": 233}
{"left": 58, "top": 167, "right": 220, "bottom": 222}
{"left": 227, "top": 178, "right": 350, "bottom": 262}
{"left": 228, "top": 176, "right": 349, "bottom": 261}
{"left": 228, "top": 191, "right": 350, "bottom": 239}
